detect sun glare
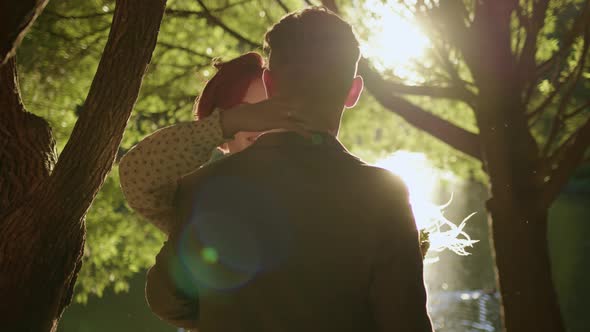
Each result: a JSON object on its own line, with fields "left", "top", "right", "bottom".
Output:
{"left": 375, "top": 151, "right": 438, "bottom": 230}
{"left": 375, "top": 151, "right": 478, "bottom": 258}
{"left": 358, "top": 0, "right": 430, "bottom": 78}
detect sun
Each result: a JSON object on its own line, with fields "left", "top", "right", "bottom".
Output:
{"left": 375, "top": 151, "right": 438, "bottom": 230}
{"left": 357, "top": 0, "right": 430, "bottom": 78}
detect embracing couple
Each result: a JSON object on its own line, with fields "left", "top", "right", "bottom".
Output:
{"left": 120, "top": 6, "right": 433, "bottom": 332}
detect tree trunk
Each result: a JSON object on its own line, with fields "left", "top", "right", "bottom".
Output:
{"left": 487, "top": 197, "right": 564, "bottom": 332}
{"left": 0, "top": 57, "right": 69, "bottom": 332}
{"left": 464, "top": 2, "right": 566, "bottom": 330}
{"left": 0, "top": 57, "right": 56, "bottom": 215}
{"left": 473, "top": 61, "right": 565, "bottom": 332}
{"left": 0, "top": 0, "right": 167, "bottom": 331}
{"left": 475, "top": 72, "right": 565, "bottom": 332}
{"left": 0, "top": 0, "right": 50, "bottom": 65}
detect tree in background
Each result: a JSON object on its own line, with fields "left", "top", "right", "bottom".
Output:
{"left": 5, "top": 0, "right": 589, "bottom": 331}
{"left": 0, "top": 0, "right": 167, "bottom": 330}
{"left": 321, "top": 1, "right": 590, "bottom": 331}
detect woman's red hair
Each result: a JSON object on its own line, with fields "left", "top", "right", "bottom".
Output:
{"left": 195, "top": 52, "right": 265, "bottom": 119}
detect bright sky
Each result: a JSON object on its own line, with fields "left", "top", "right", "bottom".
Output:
{"left": 357, "top": 0, "right": 430, "bottom": 80}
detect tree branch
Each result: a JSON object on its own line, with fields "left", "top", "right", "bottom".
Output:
{"left": 518, "top": 0, "right": 549, "bottom": 74}
{"left": 536, "top": 1, "right": 590, "bottom": 77}
{"left": 46, "top": 8, "right": 204, "bottom": 21}
{"left": 518, "top": 0, "right": 550, "bottom": 106}
{"left": 541, "top": 24, "right": 589, "bottom": 156}
{"left": 564, "top": 100, "right": 590, "bottom": 120}
{"left": 541, "top": 116, "right": 590, "bottom": 207}
{"left": 195, "top": 0, "right": 261, "bottom": 48}
{"left": 43, "top": 0, "right": 254, "bottom": 21}
{"left": 321, "top": 0, "right": 481, "bottom": 160}
{"left": 157, "top": 41, "right": 214, "bottom": 60}
{"left": 164, "top": 8, "right": 206, "bottom": 18}
{"left": 275, "top": 0, "right": 290, "bottom": 13}
{"left": 527, "top": 43, "right": 587, "bottom": 124}
{"left": 383, "top": 79, "right": 476, "bottom": 104}
{"left": 358, "top": 59, "right": 482, "bottom": 160}
{"left": 141, "top": 65, "right": 207, "bottom": 97}
{"left": 426, "top": 0, "right": 473, "bottom": 67}
{"left": 0, "top": 0, "right": 49, "bottom": 64}
{"left": 44, "top": 9, "right": 114, "bottom": 20}
{"left": 166, "top": 0, "right": 256, "bottom": 18}
{"left": 431, "top": 39, "right": 475, "bottom": 91}
{"left": 46, "top": 0, "right": 168, "bottom": 227}
{"left": 0, "top": 57, "right": 56, "bottom": 218}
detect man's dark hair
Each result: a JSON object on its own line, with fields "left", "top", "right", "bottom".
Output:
{"left": 264, "top": 6, "right": 361, "bottom": 106}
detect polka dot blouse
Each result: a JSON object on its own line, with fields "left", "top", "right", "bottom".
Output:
{"left": 119, "top": 109, "right": 226, "bottom": 234}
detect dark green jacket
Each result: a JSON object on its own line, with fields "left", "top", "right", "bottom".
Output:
{"left": 146, "top": 132, "right": 433, "bottom": 332}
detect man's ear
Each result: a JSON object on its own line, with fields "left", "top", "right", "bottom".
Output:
{"left": 262, "top": 69, "right": 275, "bottom": 98}
{"left": 344, "top": 76, "right": 364, "bottom": 108}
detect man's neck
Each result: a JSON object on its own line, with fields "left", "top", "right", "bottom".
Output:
{"left": 298, "top": 105, "right": 343, "bottom": 136}
{"left": 265, "top": 127, "right": 339, "bottom": 138}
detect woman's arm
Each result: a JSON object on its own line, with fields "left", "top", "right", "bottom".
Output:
{"left": 119, "top": 109, "right": 226, "bottom": 234}
{"left": 120, "top": 99, "right": 308, "bottom": 233}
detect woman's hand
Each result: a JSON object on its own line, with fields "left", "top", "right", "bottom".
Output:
{"left": 219, "top": 98, "right": 309, "bottom": 138}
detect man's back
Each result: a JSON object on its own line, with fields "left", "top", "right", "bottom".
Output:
{"left": 151, "top": 132, "right": 432, "bottom": 331}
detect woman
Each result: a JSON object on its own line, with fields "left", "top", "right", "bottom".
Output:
{"left": 119, "top": 52, "right": 306, "bottom": 234}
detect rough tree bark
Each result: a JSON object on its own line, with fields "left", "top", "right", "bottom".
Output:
{"left": 464, "top": 2, "right": 564, "bottom": 330}
{"left": 0, "top": 0, "right": 50, "bottom": 65}
{"left": 474, "top": 68, "right": 565, "bottom": 332}
{"left": 0, "top": 0, "right": 167, "bottom": 331}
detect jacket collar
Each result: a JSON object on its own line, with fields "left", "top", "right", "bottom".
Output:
{"left": 252, "top": 131, "right": 349, "bottom": 153}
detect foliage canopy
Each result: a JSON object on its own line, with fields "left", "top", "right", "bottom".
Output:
{"left": 16, "top": 0, "right": 589, "bottom": 302}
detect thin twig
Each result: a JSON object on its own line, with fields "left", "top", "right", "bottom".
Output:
{"left": 157, "top": 41, "right": 214, "bottom": 60}
{"left": 537, "top": 0, "right": 590, "bottom": 77}
{"left": 542, "top": 116, "right": 590, "bottom": 207}
{"left": 44, "top": 9, "right": 114, "bottom": 19}
{"left": 431, "top": 39, "right": 476, "bottom": 106}
{"left": 564, "top": 100, "right": 590, "bottom": 120}
{"left": 275, "top": 0, "right": 290, "bottom": 13}
{"left": 519, "top": 0, "right": 549, "bottom": 69}
{"left": 164, "top": 9, "right": 206, "bottom": 18}
{"left": 541, "top": 24, "right": 589, "bottom": 156}
{"left": 44, "top": 0, "right": 254, "bottom": 21}
{"left": 382, "top": 80, "right": 475, "bottom": 104}
{"left": 519, "top": 0, "right": 550, "bottom": 106}
{"left": 527, "top": 69, "right": 576, "bottom": 122}
{"left": 195, "top": 0, "right": 261, "bottom": 48}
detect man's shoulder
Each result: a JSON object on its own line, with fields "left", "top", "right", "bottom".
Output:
{"left": 319, "top": 148, "right": 407, "bottom": 192}
{"left": 356, "top": 163, "right": 409, "bottom": 196}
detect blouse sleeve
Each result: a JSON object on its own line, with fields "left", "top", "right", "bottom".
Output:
{"left": 119, "top": 109, "right": 226, "bottom": 234}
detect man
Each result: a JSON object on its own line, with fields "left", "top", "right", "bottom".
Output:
{"left": 146, "top": 6, "right": 433, "bottom": 332}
